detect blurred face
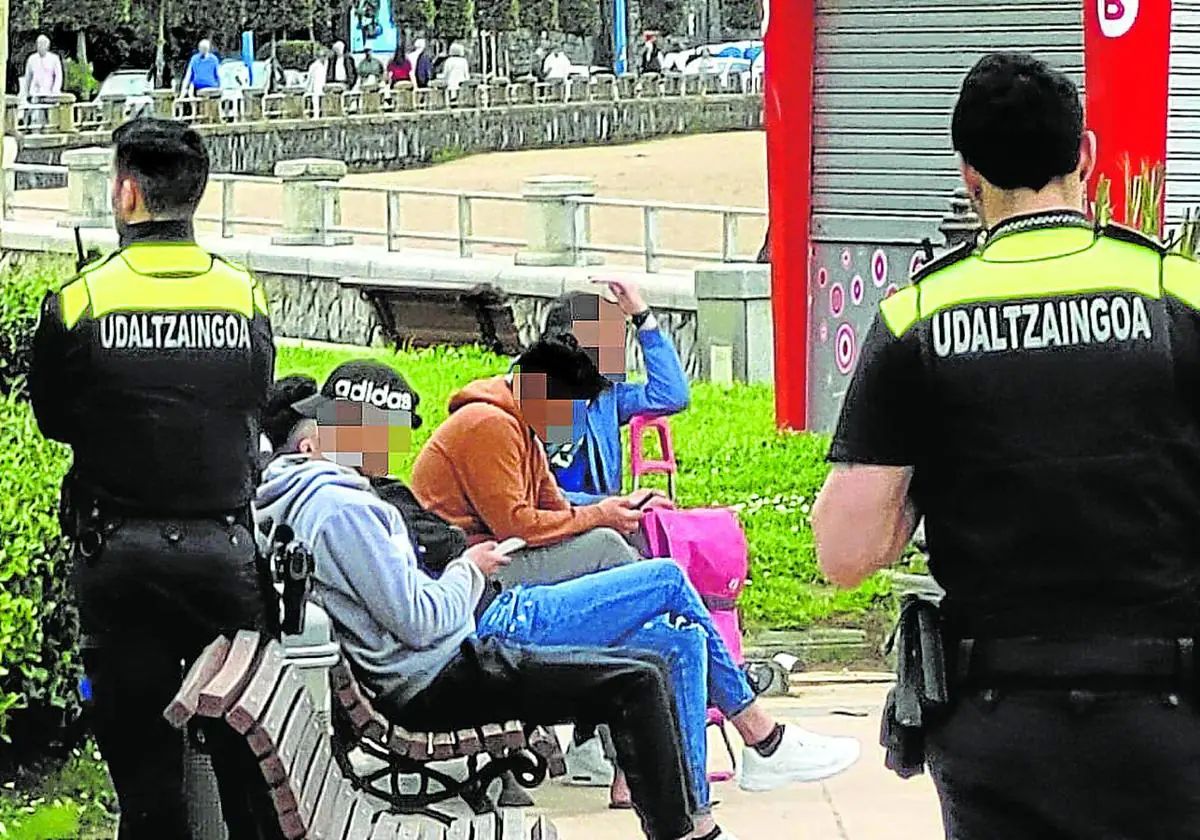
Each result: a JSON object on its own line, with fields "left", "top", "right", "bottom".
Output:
{"left": 199, "top": 40, "right": 210, "bottom": 56}
{"left": 311, "top": 400, "right": 414, "bottom": 477}
{"left": 513, "top": 372, "right": 584, "bottom": 447}
{"left": 37, "top": 38, "right": 49, "bottom": 56}
{"left": 334, "top": 41, "right": 345, "bottom": 56}
{"left": 566, "top": 294, "right": 627, "bottom": 382}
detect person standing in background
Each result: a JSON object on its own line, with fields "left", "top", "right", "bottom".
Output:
{"left": 638, "top": 32, "right": 663, "bottom": 75}
{"left": 441, "top": 43, "right": 471, "bottom": 95}
{"left": 327, "top": 40, "right": 358, "bottom": 90}
{"left": 408, "top": 39, "right": 433, "bottom": 88}
{"left": 22, "top": 35, "right": 62, "bottom": 128}
{"left": 357, "top": 47, "right": 385, "bottom": 85}
{"left": 180, "top": 39, "right": 221, "bottom": 97}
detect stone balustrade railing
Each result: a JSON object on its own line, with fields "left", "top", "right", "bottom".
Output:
{"left": 7, "top": 70, "right": 764, "bottom": 137}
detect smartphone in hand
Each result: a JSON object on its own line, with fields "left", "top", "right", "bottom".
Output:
{"left": 631, "top": 492, "right": 657, "bottom": 511}
{"left": 494, "top": 537, "right": 528, "bottom": 556}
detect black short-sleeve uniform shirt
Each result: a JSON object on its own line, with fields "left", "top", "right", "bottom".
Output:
{"left": 830, "top": 212, "right": 1200, "bottom": 640}
{"left": 29, "top": 223, "right": 275, "bottom": 516}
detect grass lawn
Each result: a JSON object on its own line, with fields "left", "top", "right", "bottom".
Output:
{"left": 277, "top": 342, "right": 896, "bottom": 630}
{"left": 0, "top": 747, "right": 115, "bottom": 840}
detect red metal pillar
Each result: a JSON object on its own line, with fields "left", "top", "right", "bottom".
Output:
{"left": 1083, "top": 0, "right": 1172, "bottom": 219}
{"left": 765, "top": 0, "right": 815, "bottom": 431}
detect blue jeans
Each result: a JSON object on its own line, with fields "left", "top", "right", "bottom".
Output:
{"left": 476, "top": 559, "right": 756, "bottom": 813}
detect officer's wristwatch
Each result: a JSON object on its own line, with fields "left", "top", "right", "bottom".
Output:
{"left": 631, "top": 309, "right": 654, "bottom": 330}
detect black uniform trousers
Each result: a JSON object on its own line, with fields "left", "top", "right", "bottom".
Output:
{"left": 927, "top": 687, "right": 1200, "bottom": 839}
{"left": 379, "top": 636, "right": 697, "bottom": 840}
{"left": 76, "top": 517, "right": 281, "bottom": 840}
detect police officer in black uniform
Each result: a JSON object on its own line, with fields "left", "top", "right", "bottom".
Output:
{"left": 812, "top": 52, "right": 1200, "bottom": 838}
{"left": 29, "top": 119, "right": 278, "bottom": 839}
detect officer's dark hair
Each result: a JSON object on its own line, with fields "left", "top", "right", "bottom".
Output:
{"left": 951, "top": 52, "right": 1083, "bottom": 191}
{"left": 263, "top": 375, "right": 318, "bottom": 450}
{"left": 112, "top": 118, "right": 210, "bottom": 218}
{"left": 514, "top": 338, "right": 612, "bottom": 401}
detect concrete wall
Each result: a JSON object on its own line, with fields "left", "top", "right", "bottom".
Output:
{"left": 15, "top": 94, "right": 763, "bottom": 184}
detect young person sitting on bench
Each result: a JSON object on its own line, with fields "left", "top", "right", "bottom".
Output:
{"left": 255, "top": 359, "right": 860, "bottom": 840}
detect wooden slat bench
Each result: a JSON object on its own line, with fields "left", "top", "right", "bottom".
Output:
{"left": 329, "top": 659, "right": 567, "bottom": 819}
{"left": 164, "top": 630, "right": 559, "bottom": 839}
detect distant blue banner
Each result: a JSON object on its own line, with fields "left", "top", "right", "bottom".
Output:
{"left": 613, "top": 0, "right": 627, "bottom": 74}
{"left": 242, "top": 31, "right": 255, "bottom": 83}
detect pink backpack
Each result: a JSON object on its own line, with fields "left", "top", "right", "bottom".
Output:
{"left": 640, "top": 507, "right": 749, "bottom": 608}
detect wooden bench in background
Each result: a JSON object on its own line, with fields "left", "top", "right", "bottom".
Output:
{"left": 165, "top": 630, "right": 560, "bottom": 839}
{"left": 329, "top": 659, "right": 566, "bottom": 820}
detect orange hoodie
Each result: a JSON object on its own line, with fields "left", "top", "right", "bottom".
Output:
{"left": 410, "top": 376, "right": 609, "bottom": 547}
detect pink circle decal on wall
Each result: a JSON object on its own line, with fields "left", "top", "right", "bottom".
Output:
{"left": 850, "top": 275, "right": 865, "bottom": 305}
{"left": 841, "top": 248, "right": 853, "bottom": 269}
{"left": 909, "top": 250, "right": 927, "bottom": 277}
{"left": 871, "top": 249, "right": 888, "bottom": 286}
{"left": 834, "top": 323, "right": 857, "bottom": 375}
{"left": 817, "top": 267, "right": 828, "bottom": 288}
{"left": 819, "top": 321, "right": 829, "bottom": 343}
{"left": 829, "top": 282, "right": 846, "bottom": 317}
{"left": 884, "top": 283, "right": 900, "bottom": 298}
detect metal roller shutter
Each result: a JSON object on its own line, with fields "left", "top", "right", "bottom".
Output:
{"left": 1169, "top": 2, "right": 1200, "bottom": 224}
{"left": 812, "top": 0, "right": 1085, "bottom": 244}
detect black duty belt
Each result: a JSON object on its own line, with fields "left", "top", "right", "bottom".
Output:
{"left": 956, "top": 637, "right": 1196, "bottom": 687}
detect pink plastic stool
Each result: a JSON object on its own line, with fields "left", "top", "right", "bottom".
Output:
{"left": 630, "top": 414, "right": 678, "bottom": 499}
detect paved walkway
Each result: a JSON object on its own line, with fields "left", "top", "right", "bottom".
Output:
{"left": 537, "top": 684, "right": 943, "bottom": 840}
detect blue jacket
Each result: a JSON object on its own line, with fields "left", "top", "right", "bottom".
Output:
{"left": 555, "top": 326, "right": 689, "bottom": 504}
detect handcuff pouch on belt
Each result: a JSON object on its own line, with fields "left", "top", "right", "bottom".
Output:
{"left": 61, "top": 478, "right": 123, "bottom": 564}
{"left": 881, "top": 594, "right": 949, "bottom": 779}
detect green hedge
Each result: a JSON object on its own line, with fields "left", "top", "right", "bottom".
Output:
{"left": 0, "top": 392, "right": 78, "bottom": 754}
{"left": 0, "top": 255, "right": 67, "bottom": 399}
{"left": 0, "top": 255, "right": 82, "bottom": 761}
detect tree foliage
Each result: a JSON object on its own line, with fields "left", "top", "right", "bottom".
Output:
{"left": 434, "top": 0, "right": 474, "bottom": 39}
{"left": 475, "top": 0, "right": 518, "bottom": 32}
{"left": 639, "top": 0, "right": 682, "bottom": 34}
{"left": 721, "top": 0, "right": 761, "bottom": 31}
{"left": 394, "top": 0, "right": 436, "bottom": 29}
{"left": 518, "top": 0, "right": 557, "bottom": 33}
{"left": 556, "top": 0, "right": 597, "bottom": 36}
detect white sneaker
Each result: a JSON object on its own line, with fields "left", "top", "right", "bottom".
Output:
{"left": 563, "top": 734, "right": 615, "bottom": 787}
{"left": 738, "top": 725, "right": 860, "bottom": 792}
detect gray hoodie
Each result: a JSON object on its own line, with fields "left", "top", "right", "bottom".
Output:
{"left": 254, "top": 455, "right": 484, "bottom": 705}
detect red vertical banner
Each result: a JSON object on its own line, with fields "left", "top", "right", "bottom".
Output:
{"left": 765, "top": 0, "right": 816, "bottom": 431}
{"left": 1084, "top": 0, "right": 1172, "bottom": 218}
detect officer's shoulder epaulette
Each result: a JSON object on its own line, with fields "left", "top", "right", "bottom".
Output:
{"left": 54, "top": 249, "right": 120, "bottom": 293}
{"left": 1101, "top": 222, "right": 1167, "bottom": 254}
{"left": 213, "top": 252, "right": 252, "bottom": 276}
{"left": 910, "top": 240, "right": 974, "bottom": 285}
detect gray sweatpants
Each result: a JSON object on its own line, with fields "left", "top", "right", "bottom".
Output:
{"left": 495, "top": 527, "right": 640, "bottom": 588}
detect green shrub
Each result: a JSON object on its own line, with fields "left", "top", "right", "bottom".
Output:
{"left": 63, "top": 58, "right": 100, "bottom": 103}
{"left": 0, "top": 392, "right": 78, "bottom": 751}
{"left": 0, "top": 255, "right": 71, "bottom": 398}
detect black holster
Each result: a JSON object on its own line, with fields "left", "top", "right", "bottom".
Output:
{"left": 881, "top": 595, "right": 950, "bottom": 779}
